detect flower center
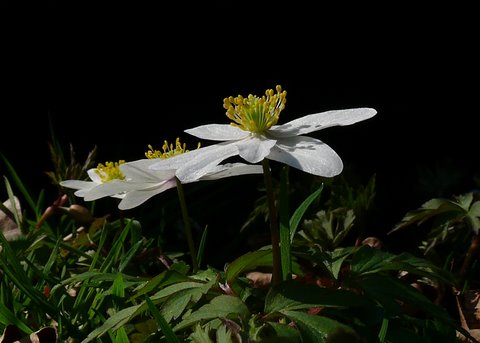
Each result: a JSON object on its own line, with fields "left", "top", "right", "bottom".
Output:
{"left": 95, "top": 160, "right": 126, "bottom": 183}
{"left": 223, "top": 85, "right": 287, "bottom": 133}
{"left": 145, "top": 138, "right": 201, "bottom": 159}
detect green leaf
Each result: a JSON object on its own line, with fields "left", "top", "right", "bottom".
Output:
{"left": 0, "top": 233, "right": 59, "bottom": 318}
{"left": 265, "top": 280, "right": 368, "bottom": 314}
{"left": 358, "top": 274, "right": 454, "bottom": 323}
{"left": 189, "top": 324, "right": 214, "bottom": 343}
{"left": 114, "top": 326, "right": 130, "bottom": 343}
{"left": 173, "top": 295, "right": 249, "bottom": 332}
{"left": 0, "top": 306, "right": 33, "bottom": 334}
{"left": 290, "top": 184, "right": 324, "bottom": 243}
{"left": 112, "top": 273, "right": 125, "bottom": 298}
{"left": 281, "top": 310, "right": 359, "bottom": 343}
{"left": 350, "top": 246, "right": 454, "bottom": 284}
{"left": 215, "top": 324, "right": 235, "bottom": 343}
{"left": 82, "top": 305, "right": 142, "bottom": 342}
{"left": 323, "top": 247, "right": 356, "bottom": 280}
{"left": 145, "top": 296, "right": 181, "bottom": 343}
{"left": 467, "top": 200, "right": 480, "bottom": 234}
{"left": 225, "top": 249, "right": 272, "bottom": 284}
{"left": 279, "top": 166, "right": 292, "bottom": 280}
{"left": 266, "top": 322, "right": 301, "bottom": 342}
{"left": 129, "top": 269, "right": 191, "bottom": 302}
{"left": 159, "top": 288, "right": 200, "bottom": 323}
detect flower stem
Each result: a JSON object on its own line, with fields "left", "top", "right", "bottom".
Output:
{"left": 175, "top": 177, "right": 198, "bottom": 273}
{"left": 262, "top": 159, "right": 282, "bottom": 286}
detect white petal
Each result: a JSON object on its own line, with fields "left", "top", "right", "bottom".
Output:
{"left": 236, "top": 136, "right": 277, "bottom": 163}
{"left": 87, "top": 168, "right": 103, "bottom": 183}
{"left": 60, "top": 180, "right": 96, "bottom": 191}
{"left": 175, "top": 142, "right": 240, "bottom": 183}
{"left": 200, "top": 163, "right": 263, "bottom": 180}
{"left": 149, "top": 144, "right": 225, "bottom": 171}
{"left": 269, "top": 108, "right": 377, "bottom": 137}
{"left": 185, "top": 124, "right": 250, "bottom": 141}
{"left": 121, "top": 159, "right": 176, "bottom": 181}
{"left": 83, "top": 180, "right": 148, "bottom": 201}
{"left": 267, "top": 136, "right": 343, "bottom": 177}
{"left": 118, "top": 179, "right": 177, "bottom": 210}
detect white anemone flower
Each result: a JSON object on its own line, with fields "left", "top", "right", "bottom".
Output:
{"left": 84, "top": 158, "right": 262, "bottom": 210}
{"left": 159, "top": 85, "right": 377, "bottom": 182}
{"left": 62, "top": 139, "right": 263, "bottom": 210}
{"left": 60, "top": 160, "right": 126, "bottom": 199}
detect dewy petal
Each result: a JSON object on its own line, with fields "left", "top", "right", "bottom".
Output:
{"left": 118, "top": 179, "right": 177, "bottom": 210}
{"left": 236, "top": 135, "right": 277, "bottom": 163}
{"left": 199, "top": 163, "right": 263, "bottom": 181}
{"left": 267, "top": 136, "right": 343, "bottom": 177}
{"left": 185, "top": 124, "right": 250, "bottom": 141}
{"left": 269, "top": 108, "right": 377, "bottom": 138}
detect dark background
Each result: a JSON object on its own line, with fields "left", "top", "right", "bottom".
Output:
{"left": 2, "top": 3, "right": 478, "bottom": 263}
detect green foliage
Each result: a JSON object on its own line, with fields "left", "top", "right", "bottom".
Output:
{"left": 1, "top": 143, "right": 478, "bottom": 343}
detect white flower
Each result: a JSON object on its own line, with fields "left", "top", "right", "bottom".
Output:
{"left": 167, "top": 85, "right": 377, "bottom": 182}
{"left": 84, "top": 158, "right": 262, "bottom": 210}
{"left": 61, "top": 140, "right": 263, "bottom": 210}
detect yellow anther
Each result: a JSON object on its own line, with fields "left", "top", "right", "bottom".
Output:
{"left": 223, "top": 85, "right": 287, "bottom": 133}
{"left": 145, "top": 138, "right": 201, "bottom": 160}
{"left": 95, "top": 160, "right": 126, "bottom": 183}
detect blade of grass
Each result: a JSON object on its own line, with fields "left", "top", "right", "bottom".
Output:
{"left": 196, "top": 225, "right": 208, "bottom": 269}
{"left": 145, "top": 295, "right": 181, "bottom": 343}
{"left": 289, "top": 183, "right": 324, "bottom": 243}
{"left": 0, "top": 233, "right": 59, "bottom": 318}
{"left": 1, "top": 155, "right": 40, "bottom": 218}
{"left": 279, "top": 166, "right": 292, "bottom": 280}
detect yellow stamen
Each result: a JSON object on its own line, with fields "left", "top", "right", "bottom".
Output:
{"left": 145, "top": 138, "right": 201, "bottom": 159}
{"left": 95, "top": 160, "right": 126, "bottom": 183}
{"left": 223, "top": 85, "right": 287, "bottom": 133}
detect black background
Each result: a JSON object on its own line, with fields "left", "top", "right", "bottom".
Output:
{"left": 2, "top": 2, "right": 478, "bottom": 262}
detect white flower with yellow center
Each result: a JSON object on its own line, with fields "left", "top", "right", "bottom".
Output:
{"left": 72, "top": 138, "right": 263, "bottom": 210}
{"left": 60, "top": 160, "right": 127, "bottom": 199}
{"left": 163, "top": 85, "right": 377, "bottom": 182}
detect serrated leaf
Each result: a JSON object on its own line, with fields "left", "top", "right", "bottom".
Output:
{"left": 173, "top": 295, "right": 249, "bottom": 332}
{"left": 265, "top": 279, "right": 368, "bottom": 314}
{"left": 358, "top": 274, "right": 454, "bottom": 323}
{"left": 281, "top": 310, "right": 359, "bottom": 343}
{"left": 323, "top": 247, "right": 356, "bottom": 279}
{"left": 81, "top": 305, "right": 142, "bottom": 343}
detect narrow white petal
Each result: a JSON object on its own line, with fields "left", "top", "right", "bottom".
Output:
{"left": 83, "top": 180, "right": 149, "bottom": 201}
{"left": 236, "top": 136, "right": 277, "bottom": 163}
{"left": 267, "top": 136, "right": 343, "bottom": 177}
{"left": 269, "top": 108, "right": 377, "bottom": 137}
{"left": 185, "top": 124, "right": 250, "bottom": 141}
{"left": 117, "top": 179, "right": 177, "bottom": 210}
{"left": 200, "top": 163, "right": 263, "bottom": 180}
{"left": 60, "top": 180, "right": 96, "bottom": 190}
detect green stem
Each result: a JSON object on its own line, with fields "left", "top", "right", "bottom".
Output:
{"left": 175, "top": 177, "right": 198, "bottom": 273}
{"left": 262, "top": 159, "right": 282, "bottom": 286}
